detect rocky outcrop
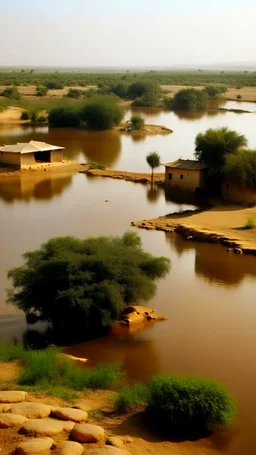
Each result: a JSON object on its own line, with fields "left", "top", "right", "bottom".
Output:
{"left": 10, "top": 402, "right": 52, "bottom": 419}
{"left": 16, "top": 438, "right": 54, "bottom": 455}
{"left": 0, "top": 391, "right": 27, "bottom": 403}
{"left": 0, "top": 413, "right": 28, "bottom": 428}
{"left": 21, "top": 419, "right": 65, "bottom": 437}
{"left": 55, "top": 441, "right": 84, "bottom": 455}
{"left": 71, "top": 423, "right": 105, "bottom": 443}
{"left": 52, "top": 407, "right": 88, "bottom": 423}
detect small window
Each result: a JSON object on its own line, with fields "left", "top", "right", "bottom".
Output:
{"left": 180, "top": 174, "right": 184, "bottom": 180}
{"left": 226, "top": 183, "right": 230, "bottom": 189}
{"left": 168, "top": 173, "right": 172, "bottom": 180}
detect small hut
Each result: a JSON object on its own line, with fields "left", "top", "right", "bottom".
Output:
{"left": 0, "top": 140, "right": 64, "bottom": 169}
{"left": 163, "top": 159, "right": 208, "bottom": 194}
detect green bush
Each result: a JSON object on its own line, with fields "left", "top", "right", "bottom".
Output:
{"left": 127, "top": 81, "right": 160, "bottom": 100}
{"left": 130, "top": 115, "right": 145, "bottom": 130}
{"left": 66, "top": 88, "right": 84, "bottom": 99}
{"left": 7, "top": 232, "right": 170, "bottom": 340}
{"left": 36, "top": 86, "right": 48, "bottom": 97}
{"left": 48, "top": 106, "right": 81, "bottom": 127}
{"left": 45, "top": 81, "right": 64, "bottom": 90}
{"left": 88, "top": 162, "right": 106, "bottom": 170}
{"left": 224, "top": 149, "right": 256, "bottom": 187}
{"left": 21, "top": 111, "right": 29, "bottom": 120}
{"left": 80, "top": 96, "right": 124, "bottom": 130}
{"left": 132, "top": 92, "right": 160, "bottom": 107}
{"left": 244, "top": 217, "right": 256, "bottom": 229}
{"left": 237, "top": 94, "right": 242, "bottom": 100}
{"left": 2, "top": 86, "right": 20, "bottom": 100}
{"left": 114, "top": 383, "right": 148, "bottom": 413}
{"left": 204, "top": 85, "right": 221, "bottom": 99}
{"left": 147, "top": 376, "right": 236, "bottom": 433}
{"left": 172, "top": 89, "right": 208, "bottom": 110}
{"left": 0, "top": 342, "right": 25, "bottom": 362}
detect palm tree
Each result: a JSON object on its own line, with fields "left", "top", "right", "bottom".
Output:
{"left": 146, "top": 152, "right": 161, "bottom": 184}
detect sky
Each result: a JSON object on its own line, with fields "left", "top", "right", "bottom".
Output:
{"left": 0, "top": 0, "right": 256, "bottom": 67}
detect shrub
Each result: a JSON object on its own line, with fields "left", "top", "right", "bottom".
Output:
{"left": 204, "top": 85, "right": 221, "bottom": 99}
{"left": 244, "top": 217, "right": 255, "bottom": 229}
{"left": 132, "top": 92, "right": 160, "bottom": 107}
{"left": 48, "top": 106, "right": 81, "bottom": 127}
{"left": 130, "top": 115, "right": 145, "bottom": 130}
{"left": 21, "top": 111, "right": 29, "bottom": 120}
{"left": 147, "top": 376, "right": 236, "bottom": 433}
{"left": 66, "top": 88, "right": 83, "bottom": 99}
{"left": 7, "top": 232, "right": 170, "bottom": 340}
{"left": 224, "top": 149, "right": 256, "bottom": 187}
{"left": 127, "top": 81, "right": 160, "bottom": 100}
{"left": 36, "top": 86, "right": 48, "bottom": 97}
{"left": 114, "top": 383, "right": 148, "bottom": 413}
{"left": 2, "top": 86, "right": 20, "bottom": 100}
{"left": 111, "top": 83, "right": 128, "bottom": 98}
{"left": 80, "top": 96, "right": 124, "bottom": 130}
{"left": 172, "top": 88, "right": 208, "bottom": 110}
{"left": 0, "top": 342, "right": 25, "bottom": 362}
{"left": 237, "top": 94, "right": 242, "bottom": 100}
{"left": 45, "top": 81, "right": 64, "bottom": 90}
{"left": 88, "top": 162, "right": 106, "bottom": 170}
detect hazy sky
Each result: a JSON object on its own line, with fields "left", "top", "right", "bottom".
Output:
{"left": 1, "top": 0, "right": 255, "bottom": 67}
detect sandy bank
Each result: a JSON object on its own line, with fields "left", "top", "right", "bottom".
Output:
{"left": 132, "top": 205, "right": 256, "bottom": 254}
{"left": 81, "top": 168, "right": 165, "bottom": 184}
{"left": 0, "top": 161, "right": 86, "bottom": 177}
{"left": 116, "top": 122, "right": 173, "bottom": 135}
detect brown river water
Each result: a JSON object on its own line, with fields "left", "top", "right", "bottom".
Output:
{"left": 0, "top": 102, "right": 256, "bottom": 454}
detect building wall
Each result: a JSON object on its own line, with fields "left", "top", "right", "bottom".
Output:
{"left": 21, "top": 153, "right": 36, "bottom": 168}
{"left": 0, "top": 152, "right": 21, "bottom": 167}
{"left": 222, "top": 178, "right": 256, "bottom": 204}
{"left": 165, "top": 167, "right": 205, "bottom": 192}
{"left": 50, "top": 150, "right": 63, "bottom": 163}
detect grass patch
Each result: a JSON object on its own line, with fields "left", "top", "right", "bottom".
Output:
{"left": 88, "top": 410, "right": 104, "bottom": 420}
{"left": 88, "top": 162, "right": 106, "bottom": 170}
{"left": 114, "top": 383, "right": 149, "bottom": 413}
{"left": 0, "top": 342, "right": 26, "bottom": 362}
{"left": 244, "top": 217, "right": 256, "bottom": 229}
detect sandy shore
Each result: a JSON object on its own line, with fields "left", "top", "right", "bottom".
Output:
{"left": 132, "top": 205, "right": 256, "bottom": 254}
{"left": 116, "top": 122, "right": 173, "bottom": 135}
{"left": 81, "top": 168, "right": 165, "bottom": 184}
{"left": 0, "top": 161, "right": 86, "bottom": 177}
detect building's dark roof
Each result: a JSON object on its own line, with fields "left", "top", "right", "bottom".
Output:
{"left": 163, "top": 159, "right": 208, "bottom": 170}
{"left": 0, "top": 140, "right": 64, "bottom": 155}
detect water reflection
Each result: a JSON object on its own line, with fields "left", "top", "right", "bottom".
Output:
{"left": 0, "top": 173, "right": 73, "bottom": 203}
{"left": 146, "top": 184, "right": 162, "bottom": 204}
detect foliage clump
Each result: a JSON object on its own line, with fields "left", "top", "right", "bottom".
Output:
{"left": 36, "top": 86, "right": 48, "bottom": 97}
{"left": 80, "top": 96, "right": 123, "bottom": 130}
{"left": 224, "top": 149, "right": 256, "bottom": 187}
{"left": 2, "top": 86, "right": 21, "bottom": 100}
{"left": 172, "top": 88, "right": 208, "bottom": 110}
{"left": 146, "top": 152, "right": 161, "bottom": 182}
{"left": 130, "top": 114, "right": 145, "bottom": 130}
{"left": 44, "top": 81, "right": 64, "bottom": 90}
{"left": 244, "top": 217, "right": 256, "bottom": 230}
{"left": 7, "top": 232, "right": 170, "bottom": 340}
{"left": 146, "top": 375, "right": 236, "bottom": 434}
{"left": 114, "top": 383, "right": 148, "bottom": 413}
{"left": 48, "top": 106, "right": 81, "bottom": 127}
{"left": 88, "top": 162, "right": 106, "bottom": 170}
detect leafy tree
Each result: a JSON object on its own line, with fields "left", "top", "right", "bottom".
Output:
{"left": 224, "top": 149, "right": 256, "bottom": 187}
{"left": 147, "top": 376, "right": 236, "bottom": 434}
{"left": 146, "top": 152, "right": 161, "bottom": 183}
{"left": 132, "top": 92, "right": 160, "bottom": 107}
{"left": 127, "top": 81, "right": 160, "bottom": 100}
{"left": 7, "top": 233, "right": 170, "bottom": 341}
{"left": 130, "top": 114, "right": 145, "bottom": 130}
{"left": 48, "top": 107, "right": 81, "bottom": 127}
{"left": 204, "top": 85, "right": 221, "bottom": 99}
{"left": 195, "top": 127, "right": 248, "bottom": 176}
{"left": 2, "top": 87, "right": 20, "bottom": 100}
{"left": 111, "top": 83, "right": 128, "bottom": 98}
{"left": 66, "top": 88, "right": 83, "bottom": 99}
{"left": 172, "top": 89, "right": 208, "bottom": 110}
{"left": 80, "top": 96, "right": 123, "bottom": 130}
{"left": 44, "top": 81, "right": 64, "bottom": 90}
{"left": 36, "top": 86, "right": 48, "bottom": 97}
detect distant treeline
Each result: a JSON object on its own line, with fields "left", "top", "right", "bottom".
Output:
{"left": 0, "top": 69, "right": 255, "bottom": 87}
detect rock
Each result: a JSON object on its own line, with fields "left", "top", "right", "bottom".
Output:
{"left": 0, "top": 404, "right": 10, "bottom": 413}
{"left": 16, "top": 438, "right": 54, "bottom": 455}
{"left": 55, "top": 441, "right": 84, "bottom": 455}
{"left": 62, "top": 420, "right": 75, "bottom": 431}
{"left": 11, "top": 402, "right": 51, "bottom": 419}
{"left": 21, "top": 419, "right": 65, "bottom": 437}
{"left": 186, "top": 236, "right": 193, "bottom": 240}
{"left": 0, "top": 413, "right": 28, "bottom": 428}
{"left": 0, "top": 391, "right": 27, "bottom": 403}
{"left": 71, "top": 423, "right": 105, "bottom": 443}
{"left": 122, "top": 436, "right": 132, "bottom": 444}
{"left": 107, "top": 437, "right": 125, "bottom": 449}
{"left": 52, "top": 407, "right": 88, "bottom": 423}
{"left": 86, "top": 447, "right": 130, "bottom": 455}
{"left": 234, "top": 248, "right": 243, "bottom": 255}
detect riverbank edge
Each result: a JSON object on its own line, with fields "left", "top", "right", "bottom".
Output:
{"left": 80, "top": 168, "right": 165, "bottom": 184}
{"left": 131, "top": 216, "right": 256, "bottom": 255}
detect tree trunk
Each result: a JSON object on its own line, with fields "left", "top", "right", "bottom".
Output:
{"left": 151, "top": 169, "right": 154, "bottom": 185}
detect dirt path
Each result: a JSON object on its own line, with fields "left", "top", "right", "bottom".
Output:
{"left": 132, "top": 205, "right": 256, "bottom": 254}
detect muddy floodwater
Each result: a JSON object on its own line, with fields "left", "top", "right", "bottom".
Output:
{"left": 1, "top": 102, "right": 256, "bottom": 454}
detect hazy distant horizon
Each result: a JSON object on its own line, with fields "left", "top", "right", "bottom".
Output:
{"left": 1, "top": 0, "right": 255, "bottom": 67}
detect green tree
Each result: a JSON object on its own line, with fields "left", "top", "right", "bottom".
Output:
{"left": 66, "top": 88, "right": 83, "bottom": 99}
{"left": 204, "top": 85, "right": 221, "bottom": 99}
{"left": 2, "top": 87, "right": 20, "bottom": 100}
{"left": 146, "top": 152, "right": 161, "bottom": 183}
{"left": 172, "top": 89, "right": 208, "bottom": 110}
{"left": 48, "top": 107, "right": 81, "bottom": 127}
{"left": 127, "top": 81, "right": 160, "bottom": 100}
{"left": 36, "top": 86, "right": 48, "bottom": 97}
{"left": 132, "top": 92, "right": 160, "bottom": 107}
{"left": 7, "top": 232, "right": 170, "bottom": 341}
{"left": 44, "top": 81, "right": 64, "bottom": 90}
{"left": 111, "top": 83, "right": 128, "bottom": 98}
{"left": 80, "top": 96, "right": 123, "bottom": 130}
{"left": 130, "top": 114, "right": 145, "bottom": 130}
{"left": 195, "top": 127, "right": 248, "bottom": 176}
{"left": 224, "top": 149, "right": 256, "bottom": 187}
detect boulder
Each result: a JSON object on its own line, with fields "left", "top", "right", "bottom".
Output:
{"left": 21, "top": 419, "right": 64, "bottom": 437}
{"left": 52, "top": 407, "right": 88, "bottom": 423}
{"left": 62, "top": 420, "right": 75, "bottom": 431}
{"left": 11, "top": 402, "right": 51, "bottom": 419}
{"left": 106, "top": 437, "right": 125, "bottom": 449}
{"left": 0, "top": 391, "right": 27, "bottom": 403}
{"left": 71, "top": 423, "right": 105, "bottom": 443}
{"left": 86, "top": 447, "right": 130, "bottom": 455}
{"left": 16, "top": 438, "right": 54, "bottom": 455}
{"left": 0, "top": 413, "right": 27, "bottom": 428}
{"left": 55, "top": 441, "right": 84, "bottom": 455}
{"left": 0, "top": 404, "right": 10, "bottom": 413}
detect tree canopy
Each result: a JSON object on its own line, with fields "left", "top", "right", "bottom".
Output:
{"left": 224, "top": 149, "right": 256, "bottom": 187}
{"left": 7, "top": 232, "right": 170, "bottom": 341}
{"left": 80, "top": 96, "right": 123, "bottom": 130}
{"left": 172, "top": 88, "right": 208, "bottom": 110}
{"left": 48, "top": 107, "right": 81, "bottom": 127}
{"left": 146, "top": 152, "right": 161, "bottom": 182}
{"left": 2, "top": 86, "right": 20, "bottom": 100}
{"left": 127, "top": 81, "right": 160, "bottom": 100}
{"left": 195, "top": 127, "right": 248, "bottom": 176}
